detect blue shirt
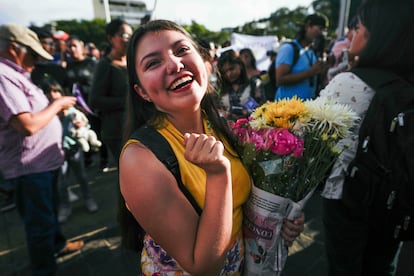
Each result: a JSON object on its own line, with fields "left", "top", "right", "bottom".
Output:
{"left": 274, "top": 39, "right": 318, "bottom": 100}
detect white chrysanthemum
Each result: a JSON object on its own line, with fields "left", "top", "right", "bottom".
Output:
{"left": 249, "top": 115, "right": 267, "bottom": 129}
{"left": 304, "top": 97, "right": 359, "bottom": 139}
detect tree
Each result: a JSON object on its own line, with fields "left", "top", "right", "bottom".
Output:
{"left": 53, "top": 18, "right": 107, "bottom": 46}
{"left": 182, "top": 20, "right": 230, "bottom": 46}
{"left": 312, "top": 0, "right": 363, "bottom": 35}
{"left": 267, "top": 7, "right": 310, "bottom": 39}
{"left": 33, "top": 0, "right": 364, "bottom": 49}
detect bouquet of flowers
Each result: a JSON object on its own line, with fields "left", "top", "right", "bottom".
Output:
{"left": 231, "top": 97, "right": 358, "bottom": 275}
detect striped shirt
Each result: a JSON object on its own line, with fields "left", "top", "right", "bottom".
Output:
{"left": 0, "top": 57, "right": 64, "bottom": 179}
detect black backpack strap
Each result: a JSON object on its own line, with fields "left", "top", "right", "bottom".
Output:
{"left": 351, "top": 68, "right": 410, "bottom": 133}
{"left": 287, "top": 41, "right": 300, "bottom": 70}
{"left": 130, "top": 125, "right": 202, "bottom": 215}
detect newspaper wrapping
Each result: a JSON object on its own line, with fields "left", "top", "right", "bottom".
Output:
{"left": 243, "top": 184, "right": 314, "bottom": 275}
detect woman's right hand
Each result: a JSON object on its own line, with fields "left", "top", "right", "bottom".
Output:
{"left": 183, "top": 133, "right": 230, "bottom": 175}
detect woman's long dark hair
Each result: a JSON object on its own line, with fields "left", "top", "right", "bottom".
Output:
{"left": 119, "top": 19, "right": 237, "bottom": 252}
{"left": 216, "top": 53, "right": 249, "bottom": 96}
{"left": 295, "top": 13, "right": 328, "bottom": 41}
{"left": 105, "top": 18, "right": 128, "bottom": 37}
{"left": 123, "top": 19, "right": 235, "bottom": 143}
{"left": 356, "top": 0, "right": 414, "bottom": 76}
{"left": 239, "top": 48, "right": 258, "bottom": 70}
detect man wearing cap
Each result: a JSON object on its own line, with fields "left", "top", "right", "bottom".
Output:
{"left": 275, "top": 13, "right": 328, "bottom": 100}
{"left": 0, "top": 23, "right": 83, "bottom": 275}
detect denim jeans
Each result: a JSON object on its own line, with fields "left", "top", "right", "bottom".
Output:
{"left": 322, "top": 198, "right": 402, "bottom": 276}
{"left": 14, "top": 170, "right": 66, "bottom": 276}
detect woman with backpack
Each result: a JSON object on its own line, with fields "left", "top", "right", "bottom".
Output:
{"left": 118, "top": 20, "right": 304, "bottom": 275}
{"left": 275, "top": 13, "right": 328, "bottom": 101}
{"left": 319, "top": 0, "right": 414, "bottom": 275}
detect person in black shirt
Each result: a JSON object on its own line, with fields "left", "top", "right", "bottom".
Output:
{"left": 90, "top": 19, "right": 133, "bottom": 172}
{"left": 65, "top": 35, "right": 98, "bottom": 167}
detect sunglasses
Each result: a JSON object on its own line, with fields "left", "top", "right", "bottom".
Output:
{"left": 41, "top": 41, "right": 55, "bottom": 46}
{"left": 117, "top": 33, "right": 131, "bottom": 40}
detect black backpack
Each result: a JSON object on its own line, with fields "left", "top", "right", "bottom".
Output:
{"left": 118, "top": 125, "right": 202, "bottom": 252}
{"left": 285, "top": 41, "right": 300, "bottom": 70}
{"left": 283, "top": 41, "right": 321, "bottom": 94}
{"left": 342, "top": 68, "right": 414, "bottom": 241}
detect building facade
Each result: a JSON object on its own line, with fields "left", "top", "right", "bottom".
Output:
{"left": 93, "top": 0, "right": 153, "bottom": 26}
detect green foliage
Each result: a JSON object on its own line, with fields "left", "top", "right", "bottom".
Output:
{"left": 314, "top": 0, "right": 363, "bottom": 35}
{"left": 312, "top": 0, "right": 334, "bottom": 26}
{"left": 182, "top": 5, "right": 316, "bottom": 44}
{"left": 53, "top": 18, "right": 107, "bottom": 47}
{"left": 34, "top": 0, "right": 361, "bottom": 48}
{"left": 268, "top": 7, "right": 310, "bottom": 39}
{"left": 182, "top": 20, "right": 230, "bottom": 46}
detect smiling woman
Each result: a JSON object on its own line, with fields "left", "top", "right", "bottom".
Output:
{"left": 119, "top": 20, "right": 250, "bottom": 275}
{"left": 117, "top": 19, "right": 304, "bottom": 276}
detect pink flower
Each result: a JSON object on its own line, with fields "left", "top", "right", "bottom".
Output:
{"left": 293, "top": 138, "right": 304, "bottom": 158}
{"left": 232, "top": 118, "right": 250, "bottom": 128}
{"left": 231, "top": 118, "right": 252, "bottom": 144}
{"left": 270, "top": 129, "right": 302, "bottom": 156}
{"left": 260, "top": 128, "right": 276, "bottom": 151}
{"left": 250, "top": 131, "right": 264, "bottom": 151}
{"left": 235, "top": 127, "right": 249, "bottom": 143}
{"left": 231, "top": 118, "right": 304, "bottom": 157}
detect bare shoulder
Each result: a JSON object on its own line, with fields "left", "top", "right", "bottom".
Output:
{"left": 119, "top": 141, "right": 177, "bottom": 211}
{"left": 119, "top": 141, "right": 168, "bottom": 190}
{"left": 120, "top": 141, "right": 155, "bottom": 171}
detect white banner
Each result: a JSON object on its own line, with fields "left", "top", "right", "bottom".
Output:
{"left": 217, "top": 33, "right": 279, "bottom": 72}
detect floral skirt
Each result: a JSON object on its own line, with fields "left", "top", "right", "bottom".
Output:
{"left": 141, "top": 231, "right": 244, "bottom": 275}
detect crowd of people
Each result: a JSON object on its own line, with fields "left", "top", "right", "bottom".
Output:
{"left": 0, "top": 24, "right": 83, "bottom": 275}
{"left": 0, "top": 0, "right": 413, "bottom": 274}
{"left": 0, "top": 17, "right": 133, "bottom": 275}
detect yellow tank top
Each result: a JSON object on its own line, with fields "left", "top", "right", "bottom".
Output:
{"left": 125, "top": 117, "right": 251, "bottom": 241}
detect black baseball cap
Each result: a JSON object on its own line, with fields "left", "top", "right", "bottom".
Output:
{"left": 305, "top": 14, "right": 328, "bottom": 29}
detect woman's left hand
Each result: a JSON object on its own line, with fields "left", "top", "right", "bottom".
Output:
{"left": 280, "top": 212, "right": 305, "bottom": 247}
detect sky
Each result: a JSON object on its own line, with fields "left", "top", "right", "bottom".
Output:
{"left": 0, "top": 0, "right": 313, "bottom": 32}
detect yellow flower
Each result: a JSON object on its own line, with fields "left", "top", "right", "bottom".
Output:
{"left": 251, "top": 97, "right": 308, "bottom": 130}
{"left": 233, "top": 95, "right": 359, "bottom": 202}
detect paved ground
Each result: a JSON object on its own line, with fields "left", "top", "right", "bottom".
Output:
{"left": 1, "top": 162, "right": 413, "bottom": 275}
